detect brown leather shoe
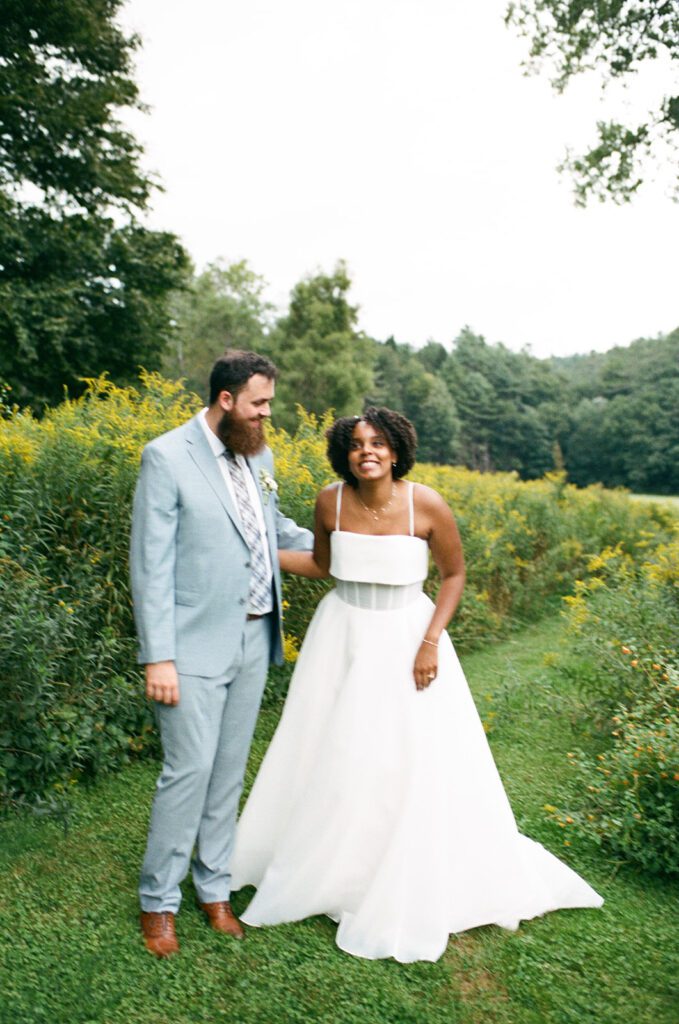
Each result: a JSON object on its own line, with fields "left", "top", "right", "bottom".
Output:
{"left": 200, "top": 901, "right": 245, "bottom": 940}
{"left": 140, "top": 911, "right": 179, "bottom": 957}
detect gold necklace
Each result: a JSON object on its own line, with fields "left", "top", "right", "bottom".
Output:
{"left": 357, "top": 483, "right": 396, "bottom": 521}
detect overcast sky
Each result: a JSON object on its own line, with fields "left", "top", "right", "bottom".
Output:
{"left": 119, "top": 0, "right": 678, "bottom": 359}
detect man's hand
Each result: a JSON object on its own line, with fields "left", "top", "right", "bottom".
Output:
{"left": 145, "top": 661, "right": 180, "bottom": 706}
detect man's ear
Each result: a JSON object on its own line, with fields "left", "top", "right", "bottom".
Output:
{"left": 218, "top": 389, "right": 234, "bottom": 412}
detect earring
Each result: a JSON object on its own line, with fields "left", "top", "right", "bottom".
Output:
{"left": 392, "top": 462, "right": 397, "bottom": 468}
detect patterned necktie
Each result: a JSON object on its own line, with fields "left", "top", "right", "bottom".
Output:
{"left": 224, "top": 451, "right": 271, "bottom": 613}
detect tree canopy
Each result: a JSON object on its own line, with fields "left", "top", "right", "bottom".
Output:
{"left": 371, "top": 339, "right": 461, "bottom": 465}
{"left": 265, "top": 263, "right": 375, "bottom": 433}
{"left": 162, "top": 260, "right": 274, "bottom": 400}
{"left": 0, "top": 0, "right": 188, "bottom": 408}
{"left": 507, "top": 0, "right": 679, "bottom": 204}
{"left": 558, "top": 331, "right": 679, "bottom": 492}
{"left": 166, "top": 257, "right": 677, "bottom": 495}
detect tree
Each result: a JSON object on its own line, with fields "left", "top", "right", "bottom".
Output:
{"left": 443, "top": 328, "right": 569, "bottom": 476}
{"left": 443, "top": 361, "right": 497, "bottom": 471}
{"left": 372, "top": 339, "right": 460, "bottom": 464}
{"left": 416, "top": 340, "right": 449, "bottom": 374}
{"left": 268, "top": 263, "right": 376, "bottom": 432}
{"left": 163, "top": 260, "right": 274, "bottom": 399}
{"left": 402, "top": 371, "right": 460, "bottom": 465}
{"left": 0, "top": 0, "right": 188, "bottom": 408}
{"left": 507, "top": 0, "right": 679, "bottom": 204}
{"left": 559, "top": 330, "right": 679, "bottom": 492}
{"left": 563, "top": 396, "right": 624, "bottom": 486}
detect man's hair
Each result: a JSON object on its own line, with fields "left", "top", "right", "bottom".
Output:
{"left": 209, "top": 350, "right": 278, "bottom": 404}
{"left": 326, "top": 406, "right": 418, "bottom": 486}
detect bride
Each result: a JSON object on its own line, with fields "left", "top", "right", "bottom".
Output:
{"left": 230, "top": 407, "right": 603, "bottom": 963}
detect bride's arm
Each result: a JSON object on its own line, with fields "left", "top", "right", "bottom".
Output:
{"left": 278, "top": 488, "right": 334, "bottom": 578}
{"left": 412, "top": 485, "right": 466, "bottom": 690}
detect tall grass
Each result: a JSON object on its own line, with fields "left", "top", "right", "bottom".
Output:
{"left": 0, "top": 376, "right": 673, "bottom": 805}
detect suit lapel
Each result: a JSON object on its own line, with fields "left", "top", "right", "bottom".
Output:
{"left": 185, "top": 416, "right": 248, "bottom": 545}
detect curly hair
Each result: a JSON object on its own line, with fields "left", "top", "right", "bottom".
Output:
{"left": 326, "top": 406, "right": 418, "bottom": 486}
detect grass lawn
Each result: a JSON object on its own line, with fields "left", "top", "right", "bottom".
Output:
{"left": 1, "top": 615, "right": 677, "bottom": 1024}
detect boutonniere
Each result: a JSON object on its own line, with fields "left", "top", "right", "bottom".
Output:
{"left": 258, "top": 468, "right": 278, "bottom": 504}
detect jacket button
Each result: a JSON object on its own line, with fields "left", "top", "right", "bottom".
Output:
{"left": 244, "top": 561, "right": 251, "bottom": 568}
{"left": 239, "top": 597, "right": 246, "bottom": 605}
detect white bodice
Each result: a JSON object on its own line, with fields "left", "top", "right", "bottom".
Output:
{"left": 329, "top": 481, "right": 429, "bottom": 610}
{"left": 330, "top": 531, "right": 428, "bottom": 586}
{"left": 330, "top": 531, "right": 429, "bottom": 611}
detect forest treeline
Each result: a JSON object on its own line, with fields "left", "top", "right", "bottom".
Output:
{"left": 159, "top": 260, "right": 679, "bottom": 495}
{"left": 3, "top": 246, "right": 677, "bottom": 494}
{"left": 2, "top": 5, "right": 676, "bottom": 496}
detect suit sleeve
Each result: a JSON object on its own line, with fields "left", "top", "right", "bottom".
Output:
{"left": 129, "top": 444, "right": 179, "bottom": 664}
{"left": 275, "top": 505, "right": 314, "bottom": 551}
{"left": 264, "top": 450, "right": 314, "bottom": 552}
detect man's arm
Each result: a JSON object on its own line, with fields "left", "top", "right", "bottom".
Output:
{"left": 257, "top": 448, "right": 314, "bottom": 553}
{"left": 275, "top": 506, "right": 314, "bottom": 552}
{"left": 129, "top": 444, "right": 181, "bottom": 704}
{"left": 265, "top": 450, "right": 314, "bottom": 552}
{"left": 278, "top": 488, "right": 332, "bottom": 577}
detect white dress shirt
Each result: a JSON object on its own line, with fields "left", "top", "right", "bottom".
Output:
{"left": 199, "top": 408, "right": 273, "bottom": 615}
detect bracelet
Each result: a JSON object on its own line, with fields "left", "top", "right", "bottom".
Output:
{"left": 422, "top": 638, "right": 438, "bottom": 648}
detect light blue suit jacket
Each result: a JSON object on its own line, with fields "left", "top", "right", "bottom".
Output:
{"left": 129, "top": 414, "right": 313, "bottom": 677}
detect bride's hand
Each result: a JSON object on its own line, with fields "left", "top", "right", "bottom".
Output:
{"left": 413, "top": 642, "right": 438, "bottom": 691}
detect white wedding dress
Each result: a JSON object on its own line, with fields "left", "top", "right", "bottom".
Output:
{"left": 230, "top": 483, "right": 603, "bottom": 962}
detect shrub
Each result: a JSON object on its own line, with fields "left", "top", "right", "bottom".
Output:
{"left": 558, "top": 544, "right": 678, "bottom": 723}
{"left": 0, "top": 374, "right": 196, "bottom": 807}
{"left": 560, "top": 670, "right": 679, "bottom": 876}
{"left": 0, "top": 553, "right": 155, "bottom": 803}
{"left": 549, "top": 532, "right": 679, "bottom": 876}
{"left": 0, "top": 376, "right": 672, "bottom": 804}
{"left": 411, "top": 467, "right": 674, "bottom": 646}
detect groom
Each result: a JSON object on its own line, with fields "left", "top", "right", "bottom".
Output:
{"left": 129, "top": 349, "right": 313, "bottom": 957}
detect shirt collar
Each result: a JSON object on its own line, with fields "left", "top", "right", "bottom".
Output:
{"left": 199, "top": 407, "right": 247, "bottom": 464}
{"left": 199, "top": 407, "right": 226, "bottom": 458}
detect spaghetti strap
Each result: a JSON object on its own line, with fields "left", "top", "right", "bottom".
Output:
{"left": 335, "top": 482, "right": 344, "bottom": 532}
{"left": 408, "top": 482, "right": 415, "bottom": 536}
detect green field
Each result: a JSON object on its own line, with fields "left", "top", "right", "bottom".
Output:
{"left": 1, "top": 615, "right": 677, "bottom": 1024}
{"left": 629, "top": 493, "right": 679, "bottom": 511}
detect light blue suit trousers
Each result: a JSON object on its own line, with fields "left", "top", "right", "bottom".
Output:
{"left": 139, "top": 617, "right": 271, "bottom": 911}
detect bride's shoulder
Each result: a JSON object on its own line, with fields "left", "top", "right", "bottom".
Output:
{"left": 314, "top": 482, "right": 343, "bottom": 533}
{"left": 315, "top": 481, "right": 343, "bottom": 510}
{"left": 317, "top": 481, "right": 342, "bottom": 497}
{"left": 411, "top": 481, "right": 441, "bottom": 506}
{"left": 411, "top": 481, "right": 456, "bottom": 520}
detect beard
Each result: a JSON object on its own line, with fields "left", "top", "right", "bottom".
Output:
{"left": 217, "top": 409, "right": 266, "bottom": 456}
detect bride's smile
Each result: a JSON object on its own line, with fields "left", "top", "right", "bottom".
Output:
{"left": 348, "top": 421, "right": 396, "bottom": 484}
